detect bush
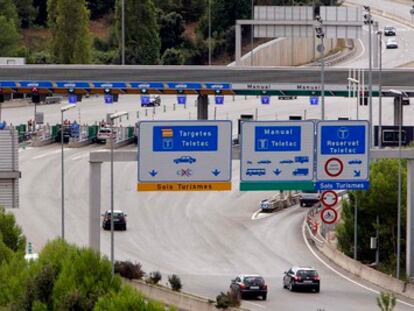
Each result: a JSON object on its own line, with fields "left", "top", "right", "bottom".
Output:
{"left": 114, "top": 261, "right": 144, "bottom": 280}
{"left": 215, "top": 291, "right": 240, "bottom": 309}
{"left": 146, "top": 271, "right": 162, "bottom": 285}
{"left": 168, "top": 274, "right": 182, "bottom": 292}
{"left": 0, "top": 207, "right": 26, "bottom": 253}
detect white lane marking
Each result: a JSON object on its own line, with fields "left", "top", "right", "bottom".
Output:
{"left": 302, "top": 220, "right": 414, "bottom": 308}
{"left": 71, "top": 153, "right": 89, "bottom": 161}
{"left": 243, "top": 301, "right": 266, "bottom": 309}
{"left": 251, "top": 209, "right": 262, "bottom": 220}
{"left": 32, "top": 149, "right": 62, "bottom": 160}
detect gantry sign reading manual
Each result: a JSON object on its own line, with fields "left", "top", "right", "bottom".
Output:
{"left": 239, "top": 120, "right": 369, "bottom": 191}
{"left": 137, "top": 121, "right": 232, "bottom": 191}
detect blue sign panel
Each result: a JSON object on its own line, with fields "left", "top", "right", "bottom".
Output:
{"left": 0, "top": 82, "right": 17, "bottom": 88}
{"left": 310, "top": 96, "right": 319, "bottom": 105}
{"left": 20, "top": 81, "right": 53, "bottom": 88}
{"left": 141, "top": 95, "right": 150, "bottom": 106}
{"left": 205, "top": 83, "right": 231, "bottom": 90}
{"left": 104, "top": 94, "right": 113, "bottom": 104}
{"left": 71, "top": 123, "right": 80, "bottom": 138}
{"left": 93, "top": 82, "right": 127, "bottom": 89}
{"left": 316, "top": 181, "right": 370, "bottom": 190}
{"left": 68, "top": 94, "right": 77, "bottom": 104}
{"left": 320, "top": 125, "right": 366, "bottom": 155}
{"left": 177, "top": 95, "right": 187, "bottom": 105}
{"left": 152, "top": 126, "right": 218, "bottom": 152}
{"left": 254, "top": 126, "right": 301, "bottom": 152}
{"left": 55, "top": 82, "right": 91, "bottom": 89}
{"left": 215, "top": 95, "right": 224, "bottom": 105}
{"left": 130, "top": 82, "right": 165, "bottom": 89}
{"left": 167, "top": 83, "right": 202, "bottom": 90}
{"left": 261, "top": 96, "right": 270, "bottom": 105}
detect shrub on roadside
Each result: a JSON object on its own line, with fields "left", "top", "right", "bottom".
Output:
{"left": 215, "top": 291, "right": 240, "bottom": 309}
{"left": 168, "top": 274, "right": 182, "bottom": 292}
{"left": 114, "top": 261, "right": 145, "bottom": 280}
{"left": 146, "top": 271, "right": 162, "bottom": 285}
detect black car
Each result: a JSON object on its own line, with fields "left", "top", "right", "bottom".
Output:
{"left": 384, "top": 26, "right": 396, "bottom": 36}
{"left": 102, "top": 210, "right": 127, "bottom": 231}
{"left": 230, "top": 275, "right": 267, "bottom": 300}
{"left": 283, "top": 266, "right": 320, "bottom": 293}
{"left": 55, "top": 126, "right": 72, "bottom": 143}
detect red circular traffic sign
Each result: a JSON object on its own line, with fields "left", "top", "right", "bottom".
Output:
{"left": 321, "top": 207, "right": 338, "bottom": 225}
{"left": 320, "top": 190, "right": 338, "bottom": 207}
{"left": 324, "top": 157, "right": 344, "bottom": 177}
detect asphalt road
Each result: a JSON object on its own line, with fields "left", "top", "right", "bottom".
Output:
{"left": 5, "top": 94, "right": 414, "bottom": 311}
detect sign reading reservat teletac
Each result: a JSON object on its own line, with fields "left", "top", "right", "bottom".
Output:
{"left": 137, "top": 120, "right": 232, "bottom": 191}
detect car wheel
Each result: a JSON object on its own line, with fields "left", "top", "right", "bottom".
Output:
{"left": 262, "top": 293, "right": 267, "bottom": 301}
{"left": 123, "top": 224, "right": 127, "bottom": 231}
{"left": 283, "top": 281, "right": 287, "bottom": 289}
{"left": 237, "top": 290, "right": 242, "bottom": 300}
{"left": 315, "top": 286, "right": 320, "bottom": 293}
{"left": 288, "top": 281, "right": 295, "bottom": 292}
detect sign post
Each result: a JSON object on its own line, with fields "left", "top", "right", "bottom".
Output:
{"left": 240, "top": 120, "right": 315, "bottom": 190}
{"left": 316, "top": 120, "right": 370, "bottom": 190}
{"left": 137, "top": 121, "right": 232, "bottom": 191}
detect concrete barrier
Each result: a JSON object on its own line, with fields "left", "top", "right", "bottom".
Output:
{"left": 305, "top": 212, "right": 414, "bottom": 300}
{"left": 126, "top": 279, "right": 249, "bottom": 311}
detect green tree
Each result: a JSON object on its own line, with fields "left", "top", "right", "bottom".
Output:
{"left": 377, "top": 292, "right": 396, "bottom": 311}
{"left": 336, "top": 159, "right": 407, "bottom": 274}
{"left": 49, "top": 0, "right": 92, "bottom": 63}
{"left": 33, "top": 0, "right": 48, "bottom": 26}
{"left": 114, "top": 0, "right": 160, "bottom": 64}
{"left": 0, "top": 252, "right": 28, "bottom": 307}
{"left": 86, "top": 0, "right": 116, "bottom": 19}
{"left": 0, "top": 0, "right": 19, "bottom": 26}
{"left": 160, "top": 12, "right": 185, "bottom": 53}
{"left": 209, "top": 0, "right": 250, "bottom": 35}
{"left": 0, "top": 207, "right": 26, "bottom": 253}
{"left": 161, "top": 48, "right": 185, "bottom": 65}
{"left": 14, "top": 0, "right": 36, "bottom": 28}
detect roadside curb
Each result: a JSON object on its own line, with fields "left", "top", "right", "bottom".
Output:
{"left": 304, "top": 203, "right": 414, "bottom": 302}
{"left": 126, "top": 279, "right": 250, "bottom": 311}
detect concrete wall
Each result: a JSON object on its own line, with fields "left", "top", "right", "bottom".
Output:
{"left": 126, "top": 279, "right": 248, "bottom": 311}
{"left": 233, "top": 37, "right": 337, "bottom": 67}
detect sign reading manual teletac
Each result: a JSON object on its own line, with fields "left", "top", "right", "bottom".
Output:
{"left": 240, "top": 121, "right": 315, "bottom": 191}
{"left": 316, "top": 120, "right": 369, "bottom": 190}
{"left": 138, "top": 121, "right": 232, "bottom": 192}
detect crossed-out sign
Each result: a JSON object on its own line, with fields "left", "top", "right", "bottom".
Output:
{"left": 320, "top": 207, "right": 338, "bottom": 224}
{"left": 320, "top": 190, "right": 339, "bottom": 224}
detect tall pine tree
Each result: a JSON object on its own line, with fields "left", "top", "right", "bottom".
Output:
{"left": 115, "top": 0, "right": 160, "bottom": 64}
{"left": 49, "top": 0, "right": 91, "bottom": 63}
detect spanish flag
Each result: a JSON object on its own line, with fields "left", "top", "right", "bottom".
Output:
{"left": 161, "top": 128, "right": 173, "bottom": 138}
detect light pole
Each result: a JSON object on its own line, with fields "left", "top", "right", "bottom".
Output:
{"left": 363, "top": 6, "right": 373, "bottom": 147}
{"left": 377, "top": 31, "right": 383, "bottom": 148}
{"left": 60, "top": 104, "right": 76, "bottom": 240}
{"left": 109, "top": 111, "right": 128, "bottom": 277}
{"left": 208, "top": 0, "right": 212, "bottom": 65}
{"left": 121, "top": 0, "right": 125, "bottom": 65}
{"left": 315, "top": 16, "right": 325, "bottom": 120}
{"left": 389, "top": 89, "right": 407, "bottom": 279}
{"left": 250, "top": 0, "right": 254, "bottom": 66}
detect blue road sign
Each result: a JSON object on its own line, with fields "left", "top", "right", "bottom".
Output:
{"left": 240, "top": 121, "right": 315, "bottom": 183}
{"left": 138, "top": 121, "right": 232, "bottom": 184}
{"left": 153, "top": 125, "right": 218, "bottom": 152}
{"left": 316, "top": 121, "right": 369, "bottom": 190}
{"left": 177, "top": 95, "right": 187, "bottom": 105}
{"left": 104, "top": 94, "right": 113, "bottom": 104}
{"left": 261, "top": 96, "right": 270, "bottom": 105}
{"left": 141, "top": 95, "right": 150, "bottom": 106}
{"left": 68, "top": 94, "right": 77, "bottom": 104}
{"left": 310, "top": 96, "right": 319, "bottom": 105}
{"left": 215, "top": 95, "right": 224, "bottom": 105}
{"left": 70, "top": 123, "right": 80, "bottom": 138}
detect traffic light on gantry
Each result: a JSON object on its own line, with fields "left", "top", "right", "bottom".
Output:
{"left": 31, "top": 87, "right": 40, "bottom": 103}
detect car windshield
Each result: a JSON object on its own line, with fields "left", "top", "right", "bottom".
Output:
{"left": 244, "top": 276, "right": 264, "bottom": 285}
{"left": 303, "top": 190, "right": 318, "bottom": 194}
{"left": 297, "top": 270, "right": 318, "bottom": 277}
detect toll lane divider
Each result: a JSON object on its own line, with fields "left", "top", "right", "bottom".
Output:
{"left": 125, "top": 279, "right": 250, "bottom": 311}
{"left": 304, "top": 192, "right": 414, "bottom": 301}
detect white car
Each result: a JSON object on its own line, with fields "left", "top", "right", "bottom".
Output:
{"left": 96, "top": 127, "right": 114, "bottom": 144}
{"left": 386, "top": 38, "right": 398, "bottom": 49}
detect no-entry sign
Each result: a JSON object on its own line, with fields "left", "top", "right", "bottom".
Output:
{"left": 320, "top": 190, "right": 338, "bottom": 207}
